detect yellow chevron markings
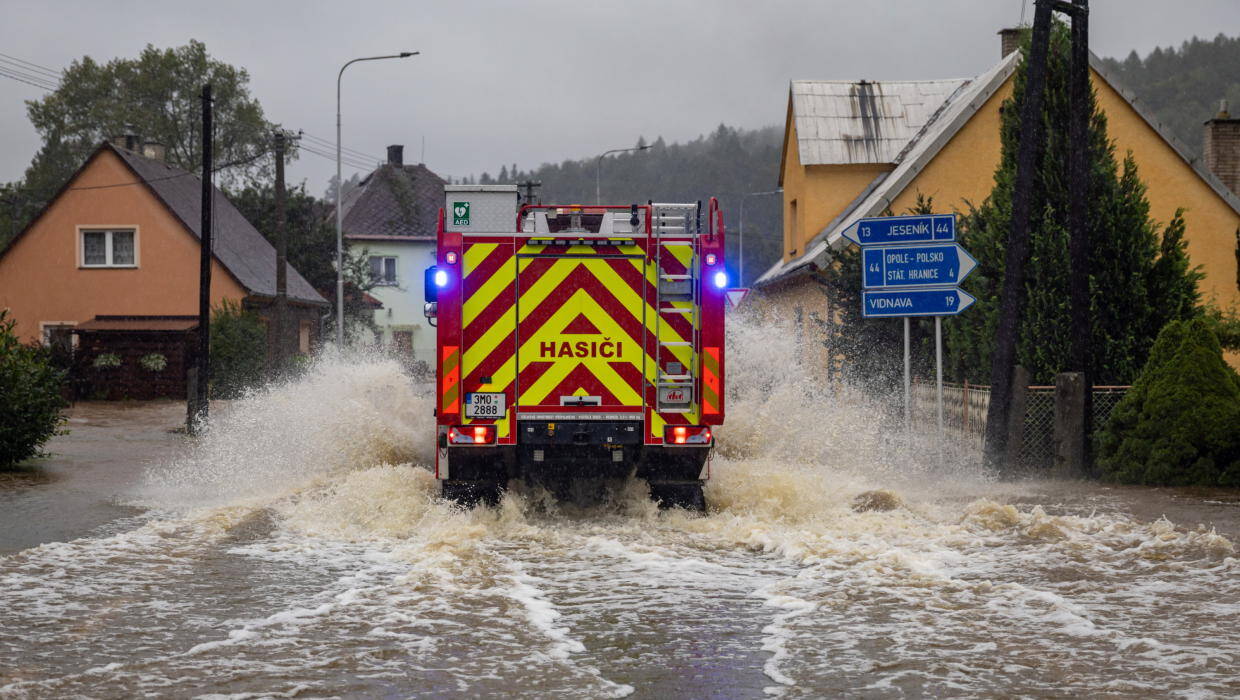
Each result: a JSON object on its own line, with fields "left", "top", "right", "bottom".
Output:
{"left": 463, "top": 255, "right": 516, "bottom": 329}
{"left": 463, "top": 243, "right": 497, "bottom": 280}
{"left": 516, "top": 257, "right": 580, "bottom": 320}
{"left": 516, "top": 288, "right": 645, "bottom": 406}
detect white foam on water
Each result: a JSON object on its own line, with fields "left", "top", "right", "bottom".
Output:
{"left": 2, "top": 323, "right": 1238, "bottom": 697}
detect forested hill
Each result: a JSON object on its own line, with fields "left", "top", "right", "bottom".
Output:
{"left": 465, "top": 125, "right": 785, "bottom": 287}
{"left": 451, "top": 33, "right": 1240, "bottom": 287}
{"left": 1100, "top": 33, "right": 1240, "bottom": 158}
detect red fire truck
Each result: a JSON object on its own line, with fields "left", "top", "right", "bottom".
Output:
{"left": 424, "top": 185, "right": 726, "bottom": 510}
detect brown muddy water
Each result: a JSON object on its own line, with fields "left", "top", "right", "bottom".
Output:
{"left": 1, "top": 318, "right": 1237, "bottom": 699}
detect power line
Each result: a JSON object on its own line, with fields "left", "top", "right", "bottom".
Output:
{"left": 299, "top": 143, "right": 371, "bottom": 170}
{"left": 299, "top": 132, "right": 382, "bottom": 163}
{"left": 0, "top": 62, "right": 59, "bottom": 87}
{"left": 0, "top": 67, "right": 57, "bottom": 91}
{"left": 65, "top": 171, "right": 196, "bottom": 192}
{"left": 300, "top": 132, "right": 379, "bottom": 161}
{"left": 0, "top": 52, "right": 62, "bottom": 79}
{"left": 298, "top": 143, "right": 373, "bottom": 171}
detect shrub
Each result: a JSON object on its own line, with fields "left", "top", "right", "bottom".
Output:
{"left": 210, "top": 300, "right": 266, "bottom": 398}
{"left": 92, "top": 352, "right": 121, "bottom": 368}
{"left": 1096, "top": 318, "right": 1240, "bottom": 486}
{"left": 139, "top": 353, "right": 167, "bottom": 372}
{"left": 0, "top": 309, "right": 68, "bottom": 468}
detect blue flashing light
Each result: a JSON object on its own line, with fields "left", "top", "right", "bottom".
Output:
{"left": 434, "top": 269, "right": 448, "bottom": 288}
{"left": 713, "top": 271, "right": 728, "bottom": 289}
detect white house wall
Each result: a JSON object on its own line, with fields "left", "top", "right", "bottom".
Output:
{"left": 356, "top": 238, "right": 438, "bottom": 362}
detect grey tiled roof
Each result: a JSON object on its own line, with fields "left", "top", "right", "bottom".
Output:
{"left": 339, "top": 163, "right": 445, "bottom": 238}
{"left": 110, "top": 144, "right": 327, "bottom": 305}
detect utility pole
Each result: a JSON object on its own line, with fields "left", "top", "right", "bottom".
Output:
{"left": 190, "top": 83, "right": 213, "bottom": 434}
{"left": 983, "top": 1, "right": 1053, "bottom": 469}
{"left": 518, "top": 179, "right": 542, "bottom": 206}
{"left": 1066, "top": 0, "right": 1092, "bottom": 472}
{"left": 273, "top": 129, "right": 290, "bottom": 373}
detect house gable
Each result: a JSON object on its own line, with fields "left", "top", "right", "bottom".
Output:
{"left": 0, "top": 148, "right": 247, "bottom": 342}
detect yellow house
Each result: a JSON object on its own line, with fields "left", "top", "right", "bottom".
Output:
{"left": 755, "top": 36, "right": 1240, "bottom": 369}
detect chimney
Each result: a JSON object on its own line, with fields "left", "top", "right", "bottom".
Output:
{"left": 141, "top": 140, "right": 166, "bottom": 162}
{"left": 387, "top": 144, "right": 404, "bottom": 167}
{"left": 999, "top": 27, "right": 1024, "bottom": 59}
{"left": 1205, "top": 99, "right": 1240, "bottom": 195}
{"left": 110, "top": 128, "right": 141, "bottom": 152}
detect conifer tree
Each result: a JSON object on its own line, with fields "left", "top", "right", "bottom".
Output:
{"left": 947, "top": 24, "right": 1203, "bottom": 385}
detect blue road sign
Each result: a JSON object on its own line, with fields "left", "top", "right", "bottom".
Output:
{"left": 862, "top": 287, "right": 976, "bottom": 318}
{"left": 842, "top": 214, "right": 955, "bottom": 246}
{"left": 862, "top": 243, "right": 978, "bottom": 290}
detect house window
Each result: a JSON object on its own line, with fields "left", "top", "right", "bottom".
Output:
{"left": 299, "top": 321, "right": 311, "bottom": 354}
{"left": 81, "top": 229, "right": 137, "bottom": 267}
{"left": 787, "top": 199, "right": 798, "bottom": 257}
{"left": 40, "top": 323, "right": 77, "bottom": 352}
{"left": 369, "top": 256, "right": 397, "bottom": 286}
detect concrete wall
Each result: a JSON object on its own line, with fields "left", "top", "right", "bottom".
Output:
{"left": 0, "top": 149, "right": 247, "bottom": 343}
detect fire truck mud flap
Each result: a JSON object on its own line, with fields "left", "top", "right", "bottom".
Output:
{"left": 646, "top": 480, "right": 706, "bottom": 512}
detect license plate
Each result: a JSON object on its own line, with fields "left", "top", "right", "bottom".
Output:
{"left": 465, "top": 392, "right": 506, "bottom": 419}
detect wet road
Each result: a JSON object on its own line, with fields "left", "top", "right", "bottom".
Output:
{"left": 1, "top": 341, "right": 1237, "bottom": 698}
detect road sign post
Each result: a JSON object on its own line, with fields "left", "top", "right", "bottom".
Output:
{"left": 861, "top": 288, "right": 976, "bottom": 317}
{"left": 850, "top": 214, "right": 974, "bottom": 449}
{"left": 842, "top": 214, "right": 955, "bottom": 246}
{"left": 725, "top": 288, "right": 749, "bottom": 310}
{"left": 862, "top": 243, "right": 977, "bottom": 290}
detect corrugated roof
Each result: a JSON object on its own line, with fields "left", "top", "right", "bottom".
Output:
{"left": 75, "top": 315, "right": 199, "bottom": 332}
{"left": 110, "top": 145, "right": 328, "bottom": 305}
{"left": 758, "top": 49, "right": 1240, "bottom": 289}
{"left": 759, "top": 53, "right": 1019, "bottom": 286}
{"left": 791, "top": 78, "right": 970, "bottom": 165}
{"left": 339, "top": 163, "right": 445, "bottom": 238}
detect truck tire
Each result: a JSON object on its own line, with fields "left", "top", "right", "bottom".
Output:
{"left": 648, "top": 480, "right": 706, "bottom": 513}
{"left": 441, "top": 479, "right": 504, "bottom": 508}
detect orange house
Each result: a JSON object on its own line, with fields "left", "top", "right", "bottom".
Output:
{"left": 756, "top": 32, "right": 1240, "bottom": 370}
{"left": 0, "top": 141, "right": 327, "bottom": 397}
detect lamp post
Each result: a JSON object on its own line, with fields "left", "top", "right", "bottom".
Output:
{"left": 595, "top": 144, "right": 649, "bottom": 204}
{"left": 739, "top": 188, "right": 781, "bottom": 286}
{"left": 336, "top": 51, "right": 417, "bottom": 348}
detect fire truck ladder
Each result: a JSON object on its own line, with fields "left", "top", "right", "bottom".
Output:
{"left": 650, "top": 203, "right": 700, "bottom": 414}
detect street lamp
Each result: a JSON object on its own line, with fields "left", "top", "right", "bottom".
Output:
{"left": 595, "top": 144, "right": 650, "bottom": 204}
{"left": 336, "top": 51, "right": 418, "bottom": 348}
{"left": 739, "top": 188, "right": 781, "bottom": 286}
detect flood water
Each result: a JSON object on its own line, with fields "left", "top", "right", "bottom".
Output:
{"left": 1, "top": 316, "right": 1237, "bottom": 699}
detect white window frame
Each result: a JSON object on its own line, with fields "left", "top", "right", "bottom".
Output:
{"left": 39, "top": 321, "right": 78, "bottom": 349}
{"left": 369, "top": 255, "right": 398, "bottom": 286}
{"left": 78, "top": 226, "right": 140, "bottom": 268}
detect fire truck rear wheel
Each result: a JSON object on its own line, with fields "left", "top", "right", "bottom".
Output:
{"left": 441, "top": 479, "right": 504, "bottom": 508}
{"left": 647, "top": 481, "right": 706, "bottom": 513}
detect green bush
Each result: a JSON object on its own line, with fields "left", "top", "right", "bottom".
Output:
{"left": 1096, "top": 318, "right": 1240, "bottom": 486}
{"left": 210, "top": 300, "right": 266, "bottom": 398}
{"left": 0, "top": 309, "right": 68, "bottom": 468}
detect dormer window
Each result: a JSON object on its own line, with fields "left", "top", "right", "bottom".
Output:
{"left": 80, "top": 229, "right": 137, "bottom": 268}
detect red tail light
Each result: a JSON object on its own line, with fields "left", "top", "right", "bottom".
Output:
{"left": 664, "top": 425, "right": 712, "bottom": 446}
{"left": 449, "top": 425, "right": 496, "bottom": 445}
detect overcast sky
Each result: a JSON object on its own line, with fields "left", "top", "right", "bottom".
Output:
{"left": 1, "top": 0, "right": 1235, "bottom": 193}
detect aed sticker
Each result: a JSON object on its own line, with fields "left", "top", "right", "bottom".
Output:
{"left": 452, "top": 201, "right": 471, "bottom": 226}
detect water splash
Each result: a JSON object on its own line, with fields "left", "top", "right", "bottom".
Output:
{"left": 136, "top": 351, "right": 434, "bottom": 511}
{"left": 2, "top": 315, "right": 1236, "bottom": 697}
